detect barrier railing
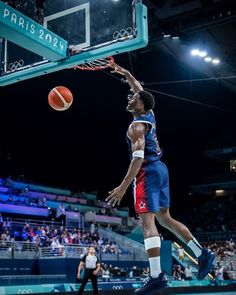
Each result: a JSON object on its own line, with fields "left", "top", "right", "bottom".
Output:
{"left": 0, "top": 241, "right": 145, "bottom": 262}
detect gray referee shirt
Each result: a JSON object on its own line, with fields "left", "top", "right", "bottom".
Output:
{"left": 81, "top": 254, "right": 99, "bottom": 270}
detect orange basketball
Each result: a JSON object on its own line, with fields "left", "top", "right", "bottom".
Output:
{"left": 48, "top": 86, "right": 73, "bottom": 111}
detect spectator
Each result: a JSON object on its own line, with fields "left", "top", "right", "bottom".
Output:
{"left": 215, "top": 265, "right": 224, "bottom": 284}
{"left": 90, "top": 222, "right": 96, "bottom": 235}
{"left": 51, "top": 236, "right": 63, "bottom": 256}
{"left": 142, "top": 267, "right": 150, "bottom": 277}
{"left": 184, "top": 264, "right": 193, "bottom": 280}
{"left": 173, "top": 265, "right": 184, "bottom": 281}
{"left": 178, "top": 245, "right": 185, "bottom": 262}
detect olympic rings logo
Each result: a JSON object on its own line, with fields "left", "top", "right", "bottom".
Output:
{"left": 17, "top": 289, "right": 33, "bottom": 294}
{"left": 112, "top": 285, "right": 123, "bottom": 290}
{"left": 113, "top": 27, "right": 133, "bottom": 40}
{"left": 8, "top": 59, "right": 24, "bottom": 71}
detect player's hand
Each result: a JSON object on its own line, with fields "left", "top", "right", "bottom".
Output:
{"left": 77, "top": 274, "right": 80, "bottom": 279}
{"left": 106, "top": 186, "right": 126, "bottom": 207}
{"left": 110, "top": 63, "right": 129, "bottom": 76}
{"left": 93, "top": 270, "right": 98, "bottom": 276}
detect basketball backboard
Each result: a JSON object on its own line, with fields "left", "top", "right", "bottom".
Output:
{"left": 0, "top": 0, "right": 148, "bottom": 86}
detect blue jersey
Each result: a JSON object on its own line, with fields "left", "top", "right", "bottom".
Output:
{"left": 127, "top": 111, "right": 162, "bottom": 163}
{"left": 127, "top": 111, "right": 170, "bottom": 213}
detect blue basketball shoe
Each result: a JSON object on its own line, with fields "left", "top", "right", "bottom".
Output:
{"left": 134, "top": 272, "right": 168, "bottom": 295}
{"left": 197, "top": 248, "right": 216, "bottom": 280}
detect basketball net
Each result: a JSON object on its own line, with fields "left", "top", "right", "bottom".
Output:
{"left": 73, "top": 56, "right": 114, "bottom": 71}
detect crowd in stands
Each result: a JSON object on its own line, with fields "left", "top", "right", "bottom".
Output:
{"left": 173, "top": 239, "right": 236, "bottom": 281}
{"left": 0, "top": 177, "right": 136, "bottom": 230}
{"left": 0, "top": 194, "right": 47, "bottom": 208}
{"left": 172, "top": 193, "right": 236, "bottom": 281}
{"left": 0, "top": 182, "right": 84, "bottom": 210}
{"left": 0, "top": 175, "right": 140, "bottom": 239}
{"left": 1, "top": 176, "right": 236, "bottom": 281}
{"left": 172, "top": 261, "right": 234, "bottom": 282}
{"left": 202, "top": 240, "right": 235, "bottom": 260}
{"left": 0, "top": 218, "right": 131, "bottom": 255}
{"left": 203, "top": 240, "right": 236, "bottom": 280}
{"left": 0, "top": 194, "right": 122, "bottom": 219}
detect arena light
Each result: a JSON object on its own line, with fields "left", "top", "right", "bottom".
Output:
{"left": 190, "top": 48, "right": 220, "bottom": 66}
{"left": 190, "top": 49, "right": 207, "bottom": 58}
{"left": 204, "top": 56, "right": 212, "bottom": 62}
{"left": 191, "top": 49, "right": 199, "bottom": 56}
{"left": 198, "top": 51, "right": 207, "bottom": 58}
{"left": 216, "top": 190, "right": 224, "bottom": 193}
{"left": 212, "top": 58, "right": 220, "bottom": 65}
{"left": 215, "top": 189, "right": 225, "bottom": 196}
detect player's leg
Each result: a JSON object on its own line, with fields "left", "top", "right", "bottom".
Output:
{"left": 156, "top": 160, "right": 215, "bottom": 280}
{"left": 134, "top": 212, "right": 168, "bottom": 294}
{"left": 140, "top": 212, "right": 161, "bottom": 277}
{"left": 156, "top": 208, "right": 194, "bottom": 243}
{"left": 156, "top": 208, "right": 215, "bottom": 279}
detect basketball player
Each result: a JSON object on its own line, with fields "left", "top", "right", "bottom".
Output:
{"left": 106, "top": 63, "right": 215, "bottom": 294}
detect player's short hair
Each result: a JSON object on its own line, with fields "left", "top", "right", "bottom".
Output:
{"left": 138, "top": 90, "right": 155, "bottom": 111}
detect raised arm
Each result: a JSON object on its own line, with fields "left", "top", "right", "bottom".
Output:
{"left": 110, "top": 63, "right": 143, "bottom": 93}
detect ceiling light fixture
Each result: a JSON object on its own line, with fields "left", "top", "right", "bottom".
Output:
{"left": 198, "top": 51, "right": 207, "bottom": 57}
{"left": 212, "top": 58, "right": 220, "bottom": 64}
{"left": 191, "top": 49, "right": 200, "bottom": 56}
{"left": 204, "top": 56, "right": 212, "bottom": 62}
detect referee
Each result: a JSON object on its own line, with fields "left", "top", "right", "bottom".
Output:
{"left": 77, "top": 245, "right": 101, "bottom": 295}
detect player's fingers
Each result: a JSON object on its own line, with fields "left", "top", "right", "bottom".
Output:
{"left": 111, "top": 199, "right": 117, "bottom": 207}
{"left": 106, "top": 196, "right": 114, "bottom": 204}
{"left": 117, "top": 196, "right": 123, "bottom": 206}
{"left": 107, "top": 195, "right": 116, "bottom": 205}
{"left": 106, "top": 191, "right": 114, "bottom": 200}
{"left": 110, "top": 197, "right": 117, "bottom": 206}
{"left": 113, "top": 196, "right": 121, "bottom": 206}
